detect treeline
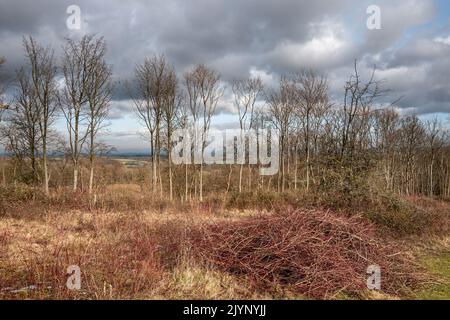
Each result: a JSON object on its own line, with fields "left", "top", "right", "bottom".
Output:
{"left": 0, "top": 35, "right": 112, "bottom": 196}
{"left": 0, "top": 35, "right": 449, "bottom": 201}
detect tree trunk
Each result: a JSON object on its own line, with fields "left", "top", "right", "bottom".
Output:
{"left": 150, "top": 133, "right": 156, "bottom": 193}
{"left": 73, "top": 115, "right": 79, "bottom": 192}
{"left": 248, "top": 163, "right": 252, "bottom": 191}
{"left": 239, "top": 164, "right": 243, "bottom": 193}
{"left": 88, "top": 161, "right": 94, "bottom": 196}
{"left": 168, "top": 128, "right": 173, "bottom": 201}
{"left": 429, "top": 157, "right": 434, "bottom": 197}
{"left": 43, "top": 149, "right": 49, "bottom": 195}
{"left": 73, "top": 164, "right": 78, "bottom": 192}
{"left": 199, "top": 162, "right": 203, "bottom": 202}
{"left": 185, "top": 163, "right": 189, "bottom": 202}
{"left": 226, "top": 165, "right": 233, "bottom": 194}
{"left": 306, "top": 113, "right": 310, "bottom": 191}
{"left": 88, "top": 127, "right": 94, "bottom": 196}
{"left": 294, "top": 147, "right": 298, "bottom": 190}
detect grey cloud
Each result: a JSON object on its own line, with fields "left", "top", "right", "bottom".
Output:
{"left": 0, "top": 0, "right": 449, "bottom": 125}
{"left": 362, "top": 0, "right": 436, "bottom": 52}
{"left": 107, "top": 101, "right": 135, "bottom": 120}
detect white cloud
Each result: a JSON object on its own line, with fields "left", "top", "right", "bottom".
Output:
{"left": 434, "top": 36, "right": 450, "bottom": 45}
{"left": 268, "top": 18, "right": 353, "bottom": 70}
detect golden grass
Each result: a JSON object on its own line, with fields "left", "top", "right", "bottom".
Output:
{"left": 0, "top": 205, "right": 265, "bottom": 299}
{"left": 0, "top": 187, "right": 448, "bottom": 300}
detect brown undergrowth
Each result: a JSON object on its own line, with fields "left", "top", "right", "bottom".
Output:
{"left": 189, "top": 208, "right": 422, "bottom": 299}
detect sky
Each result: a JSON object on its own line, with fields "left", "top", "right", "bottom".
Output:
{"left": 0, "top": 0, "right": 449, "bottom": 153}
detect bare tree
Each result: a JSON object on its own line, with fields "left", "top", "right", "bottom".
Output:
{"left": 184, "top": 64, "right": 223, "bottom": 201}
{"left": 23, "top": 36, "right": 57, "bottom": 195}
{"left": 267, "top": 76, "right": 295, "bottom": 192}
{"left": 130, "top": 55, "right": 172, "bottom": 195}
{"left": 178, "top": 85, "right": 191, "bottom": 201}
{"left": 60, "top": 35, "right": 99, "bottom": 191}
{"left": 399, "top": 115, "right": 425, "bottom": 195}
{"left": 232, "top": 76, "right": 263, "bottom": 193}
{"left": 4, "top": 67, "right": 41, "bottom": 182}
{"left": 425, "top": 118, "right": 446, "bottom": 196}
{"left": 184, "top": 68, "right": 200, "bottom": 199}
{"left": 85, "top": 37, "right": 113, "bottom": 196}
{"left": 373, "top": 108, "right": 400, "bottom": 191}
{"left": 2, "top": 39, "right": 56, "bottom": 189}
{"left": 293, "top": 70, "right": 329, "bottom": 190}
{"left": 161, "top": 64, "right": 179, "bottom": 201}
{"left": 341, "top": 61, "right": 384, "bottom": 165}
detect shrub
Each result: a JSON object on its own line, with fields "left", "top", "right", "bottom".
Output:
{"left": 190, "top": 208, "right": 420, "bottom": 299}
{"left": 363, "top": 194, "right": 450, "bottom": 236}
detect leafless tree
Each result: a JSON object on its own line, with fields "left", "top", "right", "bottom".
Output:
{"left": 399, "top": 115, "right": 425, "bottom": 195}
{"left": 2, "top": 39, "right": 56, "bottom": 190}
{"left": 85, "top": 37, "right": 113, "bottom": 196}
{"left": 60, "top": 35, "right": 99, "bottom": 192}
{"left": 184, "top": 64, "right": 223, "bottom": 201}
{"left": 161, "top": 64, "right": 179, "bottom": 201}
{"left": 130, "top": 55, "right": 169, "bottom": 194}
{"left": 293, "top": 70, "right": 329, "bottom": 190}
{"left": 251, "top": 109, "right": 272, "bottom": 190}
{"left": 425, "top": 118, "right": 446, "bottom": 196}
{"left": 184, "top": 67, "right": 200, "bottom": 199}
{"left": 178, "top": 85, "right": 191, "bottom": 201}
{"left": 373, "top": 108, "right": 400, "bottom": 191}
{"left": 2, "top": 67, "right": 41, "bottom": 182}
{"left": 4, "top": 41, "right": 450, "bottom": 204}
{"left": 341, "top": 61, "right": 384, "bottom": 165}
{"left": 22, "top": 36, "right": 57, "bottom": 195}
{"left": 266, "top": 76, "right": 295, "bottom": 192}
{"left": 232, "top": 76, "right": 263, "bottom": 193}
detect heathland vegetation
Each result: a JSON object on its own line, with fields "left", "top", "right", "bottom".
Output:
{"left": 0, "top": 35, "right": 449, "bottom": 299}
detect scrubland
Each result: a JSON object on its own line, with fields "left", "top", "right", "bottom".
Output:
{"left": 0, "top": 178, "right": 448, "bottom": 300}
{"left": 2, "top": 35, "right": 450, "bottom": 300}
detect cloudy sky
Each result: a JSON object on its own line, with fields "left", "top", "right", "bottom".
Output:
{"left": 0, "top": 0, "right": 449, "bottom": 152}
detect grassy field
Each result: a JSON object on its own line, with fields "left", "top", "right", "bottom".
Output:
{"left": 0, "top": 207, "right": 269, "bottom": 299}
{"left": 411, "top": 239, "right": 450, "bottom": 300}
{"left": 0, "top": 184, "right": 448, "bottom": 300}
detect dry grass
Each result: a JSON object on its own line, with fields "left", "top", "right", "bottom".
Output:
{"left": 0, "top": 185, "right": 448, "bottom": 300}
{"left": 0, "top": 203, "right": 264, "bottom": 299}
